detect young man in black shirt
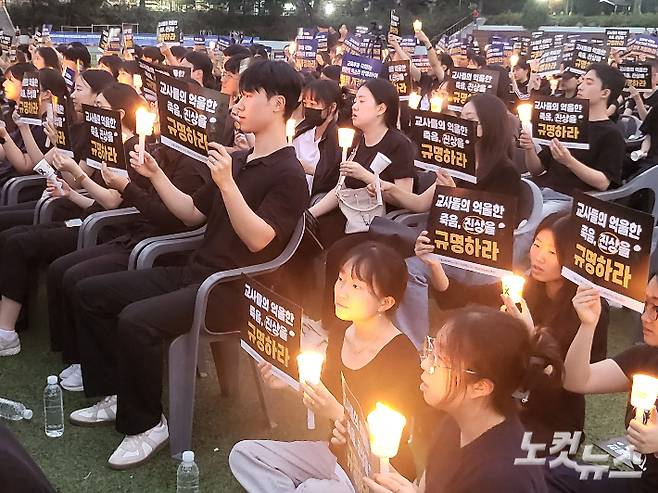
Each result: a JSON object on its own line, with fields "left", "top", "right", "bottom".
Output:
{"left": 69, "top": 60, "right": 309, "bottom": 469}
{"left": 520, "top": 63, "right": 626, "bottom": 216}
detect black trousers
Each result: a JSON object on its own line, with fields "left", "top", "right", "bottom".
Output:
{"left": 47, "top": 243, "right": 131, "bottom": 362}
{"left": 74, "top": 265, "right": 243, "bottom": 436}
{"left": 0, "top": 223, "right": 77, "bottom": 303}
{"left": 0, "top": 200, "right": 37, "bottom": 233}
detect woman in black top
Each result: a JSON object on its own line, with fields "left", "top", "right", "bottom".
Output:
{"left": 229, "top": 242, "right": 426, "bottom": 492}
{"left": 337, "top": 306, "right": 555, "bottom": 493}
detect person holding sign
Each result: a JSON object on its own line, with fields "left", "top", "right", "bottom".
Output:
{"left": 334, "top": 307, "right": 556, "bottom": 492}
{"left": 520, "top": 63, "right": 626, "bottom": 212}
{"left": 547, "top": 275, "right": 658, "bottom": 492}
{"left": 230, "top": 242, "right": 424, "bottom": 491}
{"left": 70, "top": 61, "right": 309, "bottom": 469}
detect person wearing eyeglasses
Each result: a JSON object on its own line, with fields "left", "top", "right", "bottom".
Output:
{"left": 548, "top": 273, "right": 658, "bottom": 492}
{"left": 332, "top": 306, "right": 556, "bottom": 493}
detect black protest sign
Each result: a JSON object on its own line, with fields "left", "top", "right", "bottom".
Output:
{"left": 295, "top": 38, "right": 318, "bottom": 71}
{"left": 387, "top": 59, "right": 411, "bottom": 99}
{"left": 340, "top": 54, "right": 384, "bottom": 94}
{"left": 157, "top": 20, "right": 181, "bottom": 46}
{"left": 63, "top": 67, "right": 75, "bottom": 93}
{"left": 0, "top": 34, "right": 12, "bottom": 52}
{"left": 17, "top": 71, "right": 41, "bottom": 126}
{"left": 535, "top": 47, "right": 563, "bottom": 77}
{"left": 315, "top": 32, "right": 328, "bottom": 52}
{"left": 344, "top": 34, "right": 363, "bottom": 56}
{"left": 389, "top": 10, "right": 400, "bottom": 40}
{"left": 532, "top": 96, "right": 589, "bottom": 150}
{"left": 619, "top": 63, "right": 652, "bottom": 92}
{"left": 138, "top": 59, "right": 191, "bottom": 103}
{"left": 529, "top": 36, "right": 553, "bottom": 60}
{"left": 241, "top": 276, "right": 302, "bottom": 389}
{"left": 410, "top": 110, "right": 478, "bottom": 183}
{"left": 561, "top": 191, "right": 652, "bottom": 313}
{"left": 122, "top": 23, "right": 135, "bottom": 54}
{"left": 629, "top": 34, "right": 658, "bottom": 60}
{"left": 485, "top": 42, "right": 505, "bottom": 66}
{"left": 411, "top": 54, "right": 431, "bottom": 74}
{"left": 193, "top": 36, "right": 205, "bottom": 48}
{"left": 82, "top": 104, "right": 126, "bottom": 174}
{"left": 342, "top": 373, "right": 375, "bottom": 493}
{"left": 446, "top": 67, "right": 499, "bottom": 111}
{"left": 53, "top": 97, "right": 73, "bottom": 157}
{"left": 399, "top": 36, "right": 416, "bottom": 56}
{"left": 428, "top": 186, "right": 517, "bottom": 277}
{"left": 156, "top": 72, "right": 220, "bottom": 163}
{"left": 606, "top": 29, "right": 629, "bottom": 50}
{"left": 572, "top": 42, "right": 608, "bottom": 75}
{"left": 99, "top": 30, "right": 109, "bottom": 52}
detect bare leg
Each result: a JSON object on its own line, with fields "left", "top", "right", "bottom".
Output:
{"left": 0, "top": 296, "right": 22, "bottom": 331}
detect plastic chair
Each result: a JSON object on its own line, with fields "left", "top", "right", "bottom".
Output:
{"left": 128, "top": 226, "right": 207, "bottom": 270}
{"left": 161, "top": 217, "right": 305, "bottom": 458}
{"left": 0, "top": 175, "right": 45, "bottom": 206}
{"left": 76, "top": 207, "right": 140, "bottom": 250}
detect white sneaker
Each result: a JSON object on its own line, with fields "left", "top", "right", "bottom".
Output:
{"left": 108, "top": 416, "right": 169, "bottom": 470}
{"left": 59, "top": 364, "right": 80, "bottom": 380}
{"left": 61, "top": 366, "right": 84, "bottom": 392}
{"left": 0, "top": 329, "right": 20, "bottom": 356}
{"left": 70, "top": 395, "right": 117, "bottom": 426}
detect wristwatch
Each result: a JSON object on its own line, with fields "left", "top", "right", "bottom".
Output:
{"left": 73, "top": 172, "right": 87, "bottom": 184}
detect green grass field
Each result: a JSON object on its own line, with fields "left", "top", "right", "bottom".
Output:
{"left": 0, "top": 286, "right": 639, "bottom": 492}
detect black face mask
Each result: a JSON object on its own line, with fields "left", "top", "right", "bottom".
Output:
{"left": 304, "top": 107, "right": 326, "bottom": 127}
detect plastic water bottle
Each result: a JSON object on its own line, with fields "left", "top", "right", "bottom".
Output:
{"left": 43, "top": 375, "right": 64, "bottom": 438}
{"left": 0, "top": 397, "right": 33, "bottom": 421}
{"left": 176, "top": 450, "right": 200, "bottom": 492}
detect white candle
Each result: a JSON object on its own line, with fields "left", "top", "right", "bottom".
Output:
{"left": 408, "top": 91, "right": 421, "bottom": 110}
{"left": 297, "top": 351, "right": 325, "bottom": 430}
{"left": 413, "top": 20, "right": 423, "bottom": 33}
{"left": 367, "top": 402, "right": 406, "bottom": 471}
{"left": 135, "top": 107, "right": 156, "bottom": 165}
{"left": 286, "top": 118, "right": 296, "bottom": 144}
{"left": 501, "top": 275, "right": 526, "bottom": 304}
{"left": 430, "top": 96, "right": 443, "bottom": 113}
{"left": 338, "top": 127, "right": 355, "bottom": 162}
{"left": 517, "top": 102, "right": 533, "bottom": 138}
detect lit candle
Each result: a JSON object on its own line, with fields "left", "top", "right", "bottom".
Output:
{"left": 517, "top": 102, "right": 533, "bottom": 138}
{"left": 430, "top": 95, "right": 443, "bottom": 113}
{"left": 631, "top": 374, "right": 658, "bottom": 423}
{"left": 413, "top": 20, "right": 423, "bottom": 33}
{"left": 338, "top": 127, "right": 355, "bottom": 162}
{"left": 408, "top": 91, "right": 421, "bottom": 110}
{"left": 297, "top": 351, "right": 325, "bottom": 430}
{"left": 209, "top": 40, "right": 216, "bottom": 51}
{"left": 367, "top": 402, "right": 407, "bottom": 474}
{"left": 76, "top": 59, "right": 81, "bottom": 74}
{"left": 549, "top": 77, "right": 559, "bottom": 94}
{"left": 135, "top": 107, "right": 156, "bottom": 165}
{"left": 510, "top": 53, "right": 519, "bottom": 69}
{"left": 336, "top": 45, "right": 344, "bottom": 56}
{"left": 133, "top": 74, "right": 143, "bottom": 91}
{"left": 288, "top": 41, "right": 297, "bottom": 56}
{"left": 286, "top": 118, "right": 296, "bottom": 144}
{"left": 501, "top": 275, "right": 526, "bottom": 304}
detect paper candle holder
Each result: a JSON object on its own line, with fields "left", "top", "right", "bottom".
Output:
{"left": 501, "top": 275, "right": 526, "bottom": 304}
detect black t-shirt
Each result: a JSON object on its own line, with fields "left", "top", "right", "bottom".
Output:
{"left": 626, "top": 90, "right": 658, "bottom": 115}
{"left": 640, "top": 106, "right": 658, "bottom": 158}
{"left": 612, "top": 344, "right": 658, "bottom": 493}
{"left": 190, "top": 146, "right": 309, "bottom": 271}
{"left": 70, "top": 121, "right": 90, "bottom": 163}
{"left": 534, "top": 120, "right": 624, "bottom": 195}
{"left": 425, "top": 414, "right": 548, "bottom": 492}
{"left": 345, "top": 128, "right": 416, "bottom": 190}
{"left": 324, "top": 331, "right": 425, "bottom": 481}
{"left": 310, "top": 120, "right": 342, "bottom": 196}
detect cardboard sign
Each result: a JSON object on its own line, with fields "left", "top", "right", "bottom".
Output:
{"left": 428, "top": 186, "right": 517, "bottom": 277}
{"left": 157, "top": 20, "right": 181, "bottom": 46}
{"left": 629, "top": 34, "right": 658, "bottom": 60}
{"left": 446, "top": 67, "right": 500, "bottom": 111}
{"left": 531, "top": 96, "right": 589, "bottom": 150}
{"left": 241, "top": 276, "right": 302, "bottom": 389}
{"left": 17, "top": 71, "right": 41, "bottom": 126}
{"left": 342, "top": 373, "right": 375, "bottom": 493}
{"left": 295, "top": 37, "right": 318, "bottom": 71}
{"left": 122, "top": 23, "right": 135, "bottom": 54}
{"left": 155, "top": 72, "right": 221, "bottom": 163}
{"left": 53, "top": 98, "right": 73, "bottom": 157}
{"left": 410, "top": 110, "right": 478, "bottom": 183}
{"left": 340, "top": 54, "right": 384, "bottom": 94}
{"left": 387, "top": 59, "right": 411, "bottom": 100}
{"left": 572, "top": 42, "right": 608, "bottom": 75}
{"left": 63, "top": 67, "right": 75, "bottom": 94}
{"left": 561, "top": 191, "right": 653, "bottom": 313}
{"left": 535, "top": 47, "right": 563, "bottom": 77}
{"left": 606, "top": 29, "right": 629, "bottom": 50}
{"left": 619, "top": 63, "right": 652, "bottom": 92}
{"left": 82, "top": 104, "right": 126, "bottom": 175}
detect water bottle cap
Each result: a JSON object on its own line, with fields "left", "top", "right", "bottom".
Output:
{"left": 47, "top": 375, "right": 57, "bottom": 385}
{"left": 23, "top": 408, "right": 33, "bottom": 420}
{"left": 182, "top": 450, "right": 194, "bottom": 463}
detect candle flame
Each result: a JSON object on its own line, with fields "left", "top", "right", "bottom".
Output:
{"left": 631, "top": 374, "right": 658, "bottom": 411}
{"left": 297, "top": 351, "right": 324, "bottom": 385}
{"left": 408, "top": 91, "right": 421, "bottom": 110}
{"left": 367, "top": 402, "right": 407, "bottom": 459}
{"left": 135, "top": 107, "right": 156, "bottom": 137}
{"left": 413, "top": 20, "right": 423, "bottom": 33}
{"left": 338, "top": 127, "right": 355, "bottom": 149}
{"left": 501, "top": 275, "right": 525, "bottom": 304}
{"left": 517, "top": 103, "right": 533, "bottom": 124}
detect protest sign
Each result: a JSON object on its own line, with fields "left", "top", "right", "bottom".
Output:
{"left": 122, "top": 23, "right": 135, "bottom": 54}
{"left": 241, "top": 276, "right": 302, "bottom": 389}
{"left": 399, "top": 36, "right": 416, "bottom": 56}
{"left": 99, "top": 27, "right": 121, "bottom": 54}
{"left": 217, "top": 36, "right": 232, "bottom": 50}
{"left": 410, "top": 110, "right": 478, "bottom": 183}
{"left": 157, "top": 20, "right": 181, "bottom": 46}
{"left": 572, "top": 42, "right": 608, "bottom": 75}
{"left": 0, "top": 34, "right": 11, "bottom": 52}
{"left": 486, "top": 42, "right": 505, "bottom": 66}
{"left": 52, "top": 97, "right": 73, "bottom": 157}
{"left": 193, "top": 35, "right": 205, "bottom": 49}
{"left": 629, "top": 34, "right": 658, "bottom": 60}
{"left": 606, "top": 29, "right": 630, "bottom": 50}
{"left": 389, "top": 10, "right": 400, "bottom": 40}
{"left": 411, "top": 54, "right": 431, "bottom": 73}
{"left": 340, "top": 53, "right": 384, "bottom": 94}
{"left": 387, "top": 59, "right": 411, "bottom": 100}
{"left": 295, "top": 37, "right": 318, "bottom": 71}
{"left": 138, "top": 59, "right": 190, "bottom": 103}
{"left": 155, "top": 72, "right": 220, "bottom": 162}
{"left": 529, "top": 36, "right": 554, "bottom": 60}
{"left": 315, "top": 31, "right": 328, "bottom": 52}
{"left": 63, "top": 66, "right": 75, "bottom": 93}
{"left": 531, "top": 96, "right": 589, "bottom": 149}
{"left": 446, "top": 67, "right": 499, "bottom": 111}
{"left": 619, "top": 63, "right": 652, "bottom": 92}
{"left": 342, "top": 373, "right": 375, "bottom": 493}
{"left": 561, "top": 191, "right": 653, "bottom": 313}
{"left": 535, "top": 47, "right": 563, "bottom": 77}
{"left": 17, "top": 71, "right": 41, "bottom": 125}
{"left": 82, "top": 104, "right": 126, "bottom": 175}
{"left": 428, "top": 186, "right": 517, "bottom": 277}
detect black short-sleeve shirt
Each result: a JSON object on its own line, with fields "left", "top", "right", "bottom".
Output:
{"left": 534, "top": 120, "right": 624, "bottom": 195}
{"left": 612, "top": 344, "right": 658, "bottom": 493}
{"left": 344, "top": 128, "right": 416, "bottom": 189}
{"left": 190, "top": 146, "right": 309, "bottom": 271}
